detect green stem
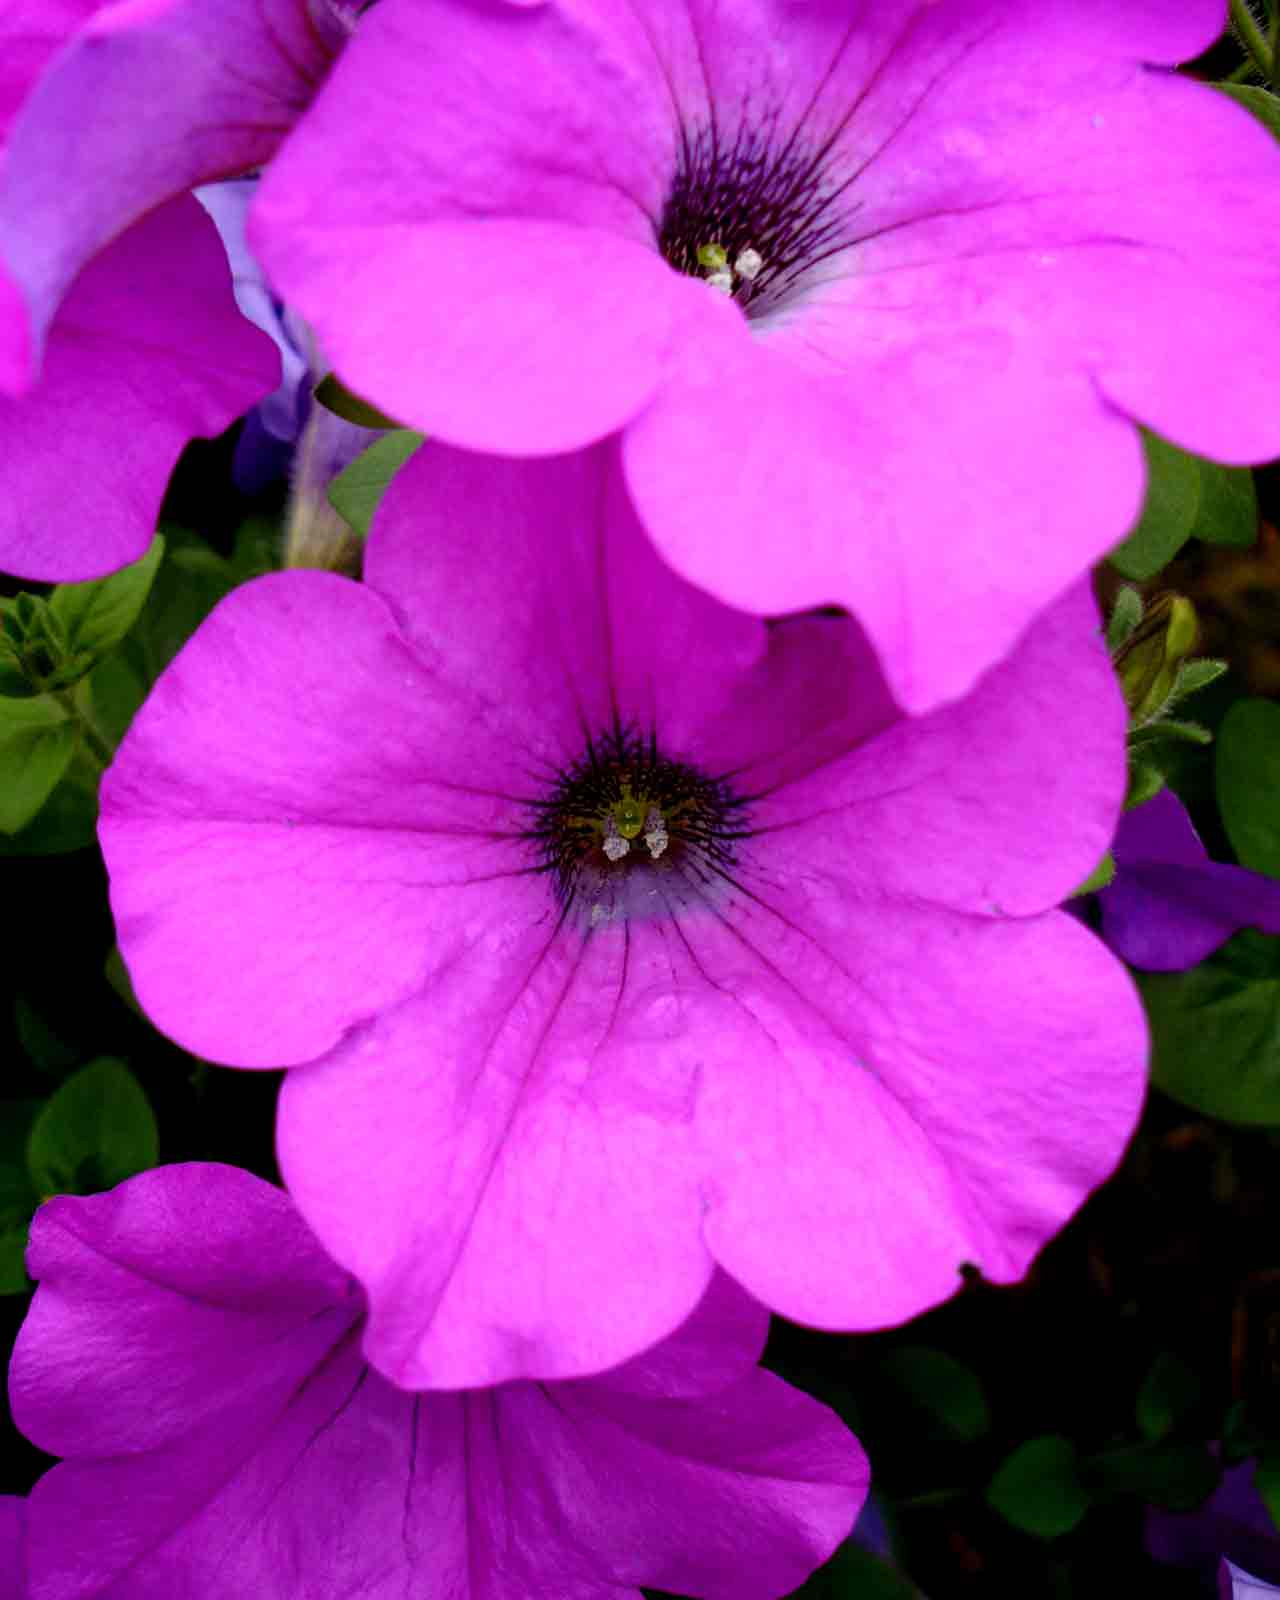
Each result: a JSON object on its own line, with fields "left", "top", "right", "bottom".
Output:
{"left": 1231, "top": 0, "right": 1275, "bottom": 80}
{"left": 57, "top": 687, "right": 115, "bottom": 769}
{"left": 894, "top": 1485, "right": 966, "bottom": 1511}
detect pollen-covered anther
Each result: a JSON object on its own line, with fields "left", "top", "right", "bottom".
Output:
{"left": 643, "top": 807, "right": 669, "bottom": 859}
{"left": 705, "top": 269, "right": 734, "bottom": 295}
{"left": 734, "top": 247, "right": 763, "bottom": 281}
{"left": 602, "top": 814, "right": 630, "bottom": 862}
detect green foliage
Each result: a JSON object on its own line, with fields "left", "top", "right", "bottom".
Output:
{"left": 0, "top": 1100, "right": 42, "bottom": 1294}
{"left": 985, "top": 1435, "right": 1090, "bottom": 1538}
{"left": 1135, "top": 1353, "right": 1200, "bottom": 1442}
{"left": 1109, "top": 431, "right": 1258, "bottom": 580}
{"left": 0, "top": 695, "right": 78, "bottom": 832}
{"left": 1072, "top": 851, "right": 1116, "bottom": 897}
{"left": 878, "top": 1347, "right": 991, "bottom": 1444}
{"left": 1219, "top": 83, "right": 1280, "bottom": 141}
{"left": 1256, "top": 1448, "right": 1280, "bottom": 1533}
{"left": 1217, "top": 699, "right": 1280, "bottom": 878}
{"left": 1140, "top": 931, "right": 1280, "bottom": 1125}
{"left": 789, "top": 1538, "right": 919, "bottom": 1598}
{"left": 26, "top": 1058, "right": 159, "bottom": 1199}
{"left": 328, "top": 429, "right": 426, "bottom": 537}
{"left": 45, "top": 535, "right": 164, "bottom": 668}
{"left": 1088, "top": 1442, "right": 1219, "bottom": 1512}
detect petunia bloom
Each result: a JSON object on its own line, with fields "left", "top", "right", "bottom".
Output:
{"left": 0, "top": 0, "right": 356, "bottom": 580}
{"left": 1098, "top": 788, "right": 1280, "bottom": 971}
{"left": 9, "top": 1163, "right": 867, "bottom": 1600}
{"left": 1222, "top": 1560, "right": 1280, "bottom": 1599}
{"left": 249, "top": 0, "right": 1280, "bottom": 710}
{"left": 100, "top": 438, "right": 1147, "bottom": 1388}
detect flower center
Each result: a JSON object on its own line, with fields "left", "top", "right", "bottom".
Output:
{"left": 657, "top": 117, "right": 851, "bottom": 318}
{"left": 530, "top": 729, "right": 745, "bottom": 924}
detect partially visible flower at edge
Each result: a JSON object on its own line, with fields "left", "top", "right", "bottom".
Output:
{"left": 1098, "top": 787, "right": 1280, "bottom": 970}
{"left": 99, "top": 436, "right": 1147, "bottom": 1389}
{"left": 247, "top": 0, "right": 1280, "bottom": 710}
{"left": 0, "top": 0, "right": 362, "bottom": 580}
{"left": 1223, "top": 1559, "right": 1280, "bottom": 1599}
{"left": 9, "top": 1162, "right": 867, "bottom": 1600}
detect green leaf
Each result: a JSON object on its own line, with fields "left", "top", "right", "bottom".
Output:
{"left": 1139, "top": 932, "right": 1280, "bottom": 1125}
{"left": 1090, "top": 1442, "right": 1219, "bottom": 1512}
{"left": 879, "top": 1346, "right": 991, "bottom": 1443}
{"left": 986, "top": 1435, "right": 1090, "bottom": 1538}
{"left": 26, "top": 1058, "right": 159, "bottom": 1199}
{"left": 1257, "top": 1447, "right": 1280, "bottom": 1532}
{"left": 0, "top": 694, "right": 77, "bottom": 832}
{"left": 14, "top": 995, "right": 78, "bottom": 1073}
{"left": 1189, "top": 460, "right": 1257, "bottom": 548}
{"left": 1219, "top": 83, "right": 1280, "bottom": 143}
{"left": 0, "top": 758, "right": 98, "bottom": 855}
{"left": 0, "top": 1099, "right": 44, "bottom": 1295}
{"left": 1173, "top": 659, "right": 1229, "bottom": 700}
{"left": 45, "top": 534, "right": 163, "bottom": 668}
{"left": 1110, "top": 432, "right": 1201, "bottom": 580}
{"left": 1221, "top": 1401, "right": 1266, "bottom": 1466}
{"left": 1217, "top": 699, "right": 1280, "bottom": 878}
{"left": 313, "top": 374, "right": 403, "bottom": 430}
{"left": 328, "top": 429, "right": 426, "bottom": 538}
{"left": 1072, "top": 850, "right": 1116, "bottom": 897}
{"left": 1136, "top": 1352, "right": 1201, "bottom": 1442}
{"left": 789, "top": 1539, "right": 920, "bottom": 1599}
{"left": 1124, "top": 761, "right": 1166, "bottom": 811}
{"left": 1105, "top": 586, "right": 1144, "bottom": 652}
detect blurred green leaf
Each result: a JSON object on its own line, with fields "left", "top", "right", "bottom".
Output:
{"left": 26, "top": 1058, "right": 159, "bottom": 1199}
{"left": 1136, "top": 1352, "right": 1201, "bottom": 1442}
{"left": 45, "top": 535, "right": 163, "bottom": 668}
{"left": 13, "top": 996, "right": 79, "bottom": 1073}
{"left": 1217, "top": 699, "right": 1280, "bottom": 878}
{"left": 1073, "top": 851, "right": 1116, "bottom": 897}
{"left": 1140, "top": 931, "right": 1280, "bottom": 1124}
{"left": 1190, "top": 459, "right": 1257, "bottom": 549}
{"left": 1110, "top": 432, "right": 1201, "bottom": 580}
{"left": 1221, "top": 1401, "right": 1266, "bottom": 1466}
{"left": 1257, "top": 1448, "right": 1280, "bottom": 1533}
{"left": 328, "top": 429, "right": 425, "bottom": 538}
{"left": 986, "top": 1435, "right": 1090, "bottom": 1538}
{"left": 1090, "top": 1442, "right": 1219, "bottom": 1512}
{"left": 879, "top": 1346, "right": 991, "bottom": 1444}
{"left": 0, "top": 758, "right": 98, "bottom": 855}
{"left": 0, "top": 695, "right": 77, "bottom": 833}
{"left": 0, "top": 1099, "right": 44, "bottom": 1294}
{"left": 789, "top": 1538, "right": 920, "bottom": 1598}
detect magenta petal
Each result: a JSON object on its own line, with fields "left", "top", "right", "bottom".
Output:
{"left": 0, "top": 0, "right": 103, "bottom": 137}
{"left": 693, "top": 905, "right": 1146, "bottom": 1327}
{"left": 100, "top": 569, "right": 549, "bottom": 1067}
{"left": 277, "top": 958, "right": 720, "bottom": 1387}
{"left": 0, "top": 196, "right": 280, "bottom": 580}
{"left": 15, "top": 1168, "right": 866, "bottom": 1600}
{"left": 9, "top": 1165, "right": 352, "bottom": 1460}
{"left": 625, "top": 315, "right": 1144, "bottom": 713}
{"left": 0, "top": 0, "right": 333, "bottom": 380}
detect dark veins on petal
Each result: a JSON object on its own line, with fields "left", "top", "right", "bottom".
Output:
{"left": 657, "top": 109, "right": 858, "bottom": 317}
{"left": 526, "top": 726, "right": 749, "bottom": 926}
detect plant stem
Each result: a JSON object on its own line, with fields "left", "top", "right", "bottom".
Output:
{"left": 1231, "top": 0, "right": 1275, "bottom": 80}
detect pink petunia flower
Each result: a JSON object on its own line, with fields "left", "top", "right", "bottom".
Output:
{"left": 0, "top": 0, "right": 359, "bottom": 580}
{"left": 99, "top": 438, "right": 1147, "bottom": 1388}
{"left": 245, "top": 0, "right": 1280, "bottom": 711}
{"left": 9, "top": 1163, "right": 867, "bottom": 1600}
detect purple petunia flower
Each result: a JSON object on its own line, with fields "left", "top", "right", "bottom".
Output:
{"left": 0, "top": 0, "right": 355, "bottom": 580}
{"left": 0, "top": 1498, "right": 22, "bottom": 1600}
{"left": 99, "top": 438, "right": 1147, "bottom": 1388}
{"left": 1098, "top": 788, "right": 1280, "bottom": 971}
{"left": 9, "top": 1163, "right": 868, "bottom": 1600}
{"left": 246, "top": 0, "right": 1280, "bottom": 710}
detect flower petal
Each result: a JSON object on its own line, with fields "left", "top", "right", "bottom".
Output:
{"left": 0, "top": 0, "right": 334, "bottom": 384}
{"left": 100, "top": 569, "right": 550, "bottom": 1067}
{"left": 0, "top": 196, "right": 279, "bottom": 581}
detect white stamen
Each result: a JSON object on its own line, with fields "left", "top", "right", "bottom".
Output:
{"left": 705, "top": 268, "right": 734, "bottom": 295}
{"left": 643, "top": 807, "right": 669, "bottom": 859}
{"left": 590, "top": 902, "right": 612, "bottom": 927}
{"left": 734, "top": 247, "right": 764, "bottom": 282}
{"left": 602, "top": 814, "right": 630, "bottom": 862}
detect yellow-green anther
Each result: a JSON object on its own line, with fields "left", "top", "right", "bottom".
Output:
{"left": 614, "top": 788, "right": 647, "bottom": 840}
{"left": 696, "top": 242, "right": 728, "bottom": 271}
